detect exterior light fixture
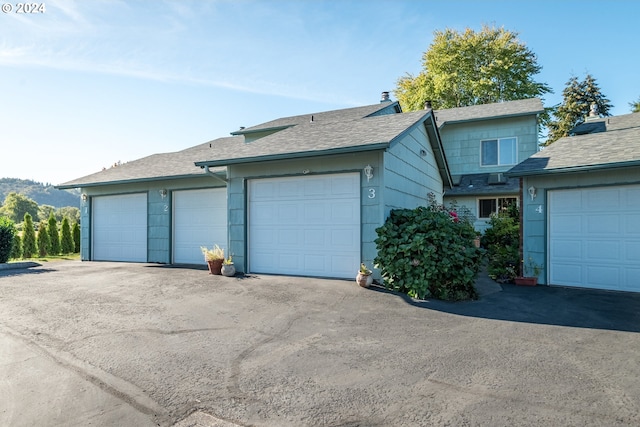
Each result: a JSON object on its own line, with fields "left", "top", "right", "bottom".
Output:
{"left": 363, "top": 165, "right": 373, "bottom": 182}
{"left": 81, "top": 194, "right": 88, "bottom": 202}
{"left": 159, "top": 189, "right": 168, "bottom": 198}
{"left": 528, "top": 185, "right": 537, "bottom": 201}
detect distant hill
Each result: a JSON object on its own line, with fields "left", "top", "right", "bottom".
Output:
{"left": 0, "top": 178, "right": 81, "bottom": 208}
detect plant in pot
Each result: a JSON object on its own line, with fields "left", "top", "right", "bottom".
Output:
{"left": 356, "top": 263, "right": 373, "bottom": 288}
{"left": 514, "top": 256, "right": 541, "bottom": 286}
{"left": 221, "top": 255, "right": 236, "bottom": 277}
{"left": 201, "top": 244, "right": 224, "bottom": 275}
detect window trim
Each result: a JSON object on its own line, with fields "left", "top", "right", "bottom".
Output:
{"left": 480, "top": 137, "right": 518, "bottom": 167}
{"left": 477, "top": 196, "right": 519, "bottom": 219}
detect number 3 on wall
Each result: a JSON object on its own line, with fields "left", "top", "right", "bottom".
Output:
{"left": 368, "top": 188, "right": 376, "bottom": 199}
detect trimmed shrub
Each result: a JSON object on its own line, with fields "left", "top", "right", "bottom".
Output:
{"left": 22, "top": 213, "right": 37, "bottom": 259}
{"left": 10, "top": 233, "right": 22, "bottom": 260}
{"left": 72, "top": 222, "right": 80, "bottom": 253}
{"left": 37, "top": 221, "right": 50, "bottom": 257}
{"left": 0, "top": 216, "right": 16, "bottom": 263}
{"left": 47, "top": 213, "right": 60, "bottom": 255}
{"left": 482, "top": 209, "right": 520, "bottom": 283}
{"left": 374, "top": 203, "right": 484, "bottom": 301}
{"left": 60, "top": 217, "right": 74, "bottom": 254}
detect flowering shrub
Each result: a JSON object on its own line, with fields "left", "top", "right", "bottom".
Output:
{"left": 374, "top": 202, "right": 484, "bottom": 301}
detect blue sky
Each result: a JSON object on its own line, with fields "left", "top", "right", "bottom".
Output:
{"left": 2, "top": 0, "right": 639, "bottom": 185}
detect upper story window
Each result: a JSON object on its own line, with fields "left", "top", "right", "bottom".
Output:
{"left": 481, "top": 137, "right": 517, "bottom": 166}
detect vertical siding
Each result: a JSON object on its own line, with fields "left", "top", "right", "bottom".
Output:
{"left": 80, "top": 196, "right": 90, "bottom": 260}
{"left": 383, "top": 123, "right": 444, "bottom": 215}
{"left": 148, "top": 188, "right": 171, "bottom": 263}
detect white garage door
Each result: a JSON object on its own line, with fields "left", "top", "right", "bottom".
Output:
{"left": 549, "top": 184, "right": 640, "bottom": 292}
{"left": 248, "top": 173, "right": 360, "bottom": 279}
{"left": 92, "top": 193, "right": 147, "bottom": 262}
{"left": 173, "top": 188, "right": 227, "bottom": 265}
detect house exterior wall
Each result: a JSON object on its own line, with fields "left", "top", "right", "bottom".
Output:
{"left": 440, "top": 115, "right": 539, "bottom": 178}
{"left": 226, "top": 152, "right": 383, "bottom": 275}
{"left": 383, "top": 123, "right": 444, "bottom": 212}
{"left": 79, "top": 177, "right": 226, "bottom": 263}
{"left": 520, "top": 166, "right": 640, "bottom": 285}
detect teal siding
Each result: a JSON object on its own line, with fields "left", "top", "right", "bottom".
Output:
{"left": 440, "top": 115, "right": 539, "bottom": 179}
{"left": 521, "top": 167, "right": 640, "bottom": 285}
{"left": 81, "top": 177, "right": 226, "bottom": 264}
{"left": 383, "top": 123, "right": 444, "bottom": 214}
{"left": 227, "top": 152, "right": 383, "bottom": 274}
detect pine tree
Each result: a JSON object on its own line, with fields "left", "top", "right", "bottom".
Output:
{"left": 545, "top": 73, "right": 613, "bottom": 145}
{"left": 72, "top": 222, "right": 81, "bottom": 253}
{"left": 10, "top": 233, "right": 22, "bottom": 260}
{"left": 37, "top": 221, "right": 50, "bottom": 257}
{"left": 22, "top": 213, "right": 37, "bottom": 258}
{"left": 60, "top": 217, "right": 74, "bottom": 254}
{"left": 47, "top": 213, "right": 61, "bottom": 255}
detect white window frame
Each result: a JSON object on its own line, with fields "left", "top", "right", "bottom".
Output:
{"left": 481, "top": 137, "right": 518, "bottom": 166}
{"left": 478, "top": 196, "right": 518, "bottom": 219}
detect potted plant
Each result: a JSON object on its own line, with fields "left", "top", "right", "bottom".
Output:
{"left": 221, "top": 255, "right": 236, "bottom": 277}
{"left": 201, "top": 244, "right": 224, "bottom": 275}
{"left": 356, "top": 263, "right": 373, "bottom": 288}
{"left": 514, "top": 256, "right": 541, "bottom": 286}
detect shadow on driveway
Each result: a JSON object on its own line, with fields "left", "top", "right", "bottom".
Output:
{"left": 370, "top": 276, "right": 640, "bottom": 334}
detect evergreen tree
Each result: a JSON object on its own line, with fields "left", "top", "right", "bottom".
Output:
{"left": 72, "top": 222, "right": 81, "bottom": 253}
{"left": 60, "top": 217, "right": 74, "bottom": 254}
{"left": 37, "top": 221, "right": 50, "bottom": 257}
{"left": 0, "top": 216, "right": 16, "bottom": 263}
{"left": 10, "top": 232, "right": 22, "bottom": 260}
{"left": 545, "top": 73, "right": 613, "bottom": 145}
{"left": 47, "top": 213, "right": 61, "bottom": 255}
{"left": 394, "top": 25, "right": 552, "bottom": 111}
{"left": 21, "top": 213, "right": 37, "bottom": 258}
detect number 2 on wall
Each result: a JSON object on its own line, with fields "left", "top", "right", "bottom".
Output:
{"left": 368, "top": 188, "right": 376, "bottom": 199}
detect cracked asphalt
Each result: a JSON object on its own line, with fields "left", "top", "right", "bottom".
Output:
{"left": 1, "top": 260, "right": 640, "bottom": 426}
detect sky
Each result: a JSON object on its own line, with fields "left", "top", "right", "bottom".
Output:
{"left": 1, "top": 0, "right": 639, "bottom": 186}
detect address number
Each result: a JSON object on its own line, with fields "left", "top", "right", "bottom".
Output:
{"left": 368, "top": 188, "right": 376, "bottom": 199}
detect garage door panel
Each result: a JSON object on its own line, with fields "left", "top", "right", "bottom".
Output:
{"left": 93, "top": 193, "right": 147, "bottom": 262}
{"left": 549, "top": 184, "right": 640, "bottom": 292}
{"left": 173, "top": 188, "right": 227, "bottom": 265}
{"left": 249, "top": 173, "right": 360, "bottom": 279}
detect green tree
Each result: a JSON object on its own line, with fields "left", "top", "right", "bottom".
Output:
{"left": 0, "top": 216, "right": 16, "bottom": 263}
{"left": 47, "top": 213, "right": 60, "bottom": 255}
{"left": 394, "top": 25, "right": 552, "bottom": 111}
{"left": 10, "top": 232, "right": 22, "bottom": 260}
{"left": 72, "top": 222, "right": 81, "bottom": 253}
{"left": 0, "top": 192, "right": 39, "bottom": 224}
{"left": 21, "top": 213, "right": 37, "bottom": 258}
{"left": 37, "top": 220, "right": 50, "bottom": 257}
{"left": 38, "top": 204, "right": 56, "bottom": 223}
{"left": 60, "top": 217, "right": 74, "bottom": 254}
{"left": 545, "top": 73, "right": 613, "bottom": 145}
{"left": 630, "top": 96, "right": 640, "bottom": 113}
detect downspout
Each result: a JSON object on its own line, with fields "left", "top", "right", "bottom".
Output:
{"left": 203, "top": 165, "right": 228, "bottom": 185}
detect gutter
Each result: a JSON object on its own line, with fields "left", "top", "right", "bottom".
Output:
{"left": 506, "top": 160, "right": 640, "bottom": 178}
{"left": 203, "top": 165, "right": 228, "bottom": 184}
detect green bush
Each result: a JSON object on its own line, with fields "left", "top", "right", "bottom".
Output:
{"left": 374, "top": 204, "right": 484, "bottom": 301}
{"left": 0, "top": 216, "right": 16, "bottom": 263}
{"left": 482, "top": 211, "right": 520, "bottom": 283}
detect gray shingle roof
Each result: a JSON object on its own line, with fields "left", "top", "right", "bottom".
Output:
{"left": 231, "top": 102, "right": 400, "bottom": 134}
{"left": 56, "top": 141, "right": 228, "bottom": 189}
{"left": 572, "top": 112, "right": 640, "bottom": 135}
{"left": 508, "top": 115, "right": 640, "bottom": 176}
{"left": 196, "top": 110, "right": 433, "bottom": 166}
{"left": 445, "top": 173, "right": 520, "bottom": 197}
{"left": 433, "top": 98, "right": 544, "bottom": 128}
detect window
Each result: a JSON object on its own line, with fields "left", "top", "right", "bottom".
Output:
{"left": 478, "top": 197, "right": 517, "bottom": 218}
{"left": 481, "top": 137, "right": 517, "bottom": 166}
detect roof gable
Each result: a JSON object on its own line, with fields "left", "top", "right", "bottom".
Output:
{"left": 433, "top": 98, "right": 544, "bottom": 128}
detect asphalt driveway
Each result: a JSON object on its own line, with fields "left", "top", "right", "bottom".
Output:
{"left": 1, "top": 261, "right": 639, "bottom": 426}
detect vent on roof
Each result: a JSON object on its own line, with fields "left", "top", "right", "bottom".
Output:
{"left": 380, "top": 91, "right": 391, "bottom": 103}
{"left": 488, "top": 173, "right": 507, "bottom": 185}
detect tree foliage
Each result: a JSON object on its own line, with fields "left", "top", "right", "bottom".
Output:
{"left": 0, "top": 216, "right": 16, "bottom": 263}
{"left": 0, "top": 192, "right": 39, "bottom": 223}
{"left": 630, "top": 96, "right": 640, "bottom": 113}
{"left": 47, "top": 213, "right": 61, "bottom": 255}
{"left": 37, "top": 220, "right": 50, "bottom": 257}
{"left": 394, "top": 25, "right": 552, "bottom": 111}
{"left": 545, "top": 73, "right": 613, "bottom": 145}
{"left": 21, "top": 213, "right": 37, "bottom": 258}
{"left": 72, "top": 222, "right": 81, "bottom": 253}
{"left": 10, "top": 232, "right": 22, "bottom": 260}
{"left": 60, "top": 217, "right": 75, "bottom": 254}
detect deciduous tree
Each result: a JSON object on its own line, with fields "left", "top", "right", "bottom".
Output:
{"left": 0, "top": 192, "right": 39, "bottom": 224}
{"left": 394, "top": 25, "right": 552, "bottom": 111}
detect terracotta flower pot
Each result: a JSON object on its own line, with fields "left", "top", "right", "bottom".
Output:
{"left": 514, "top": 276, "right": 537, "bottom": 286}
{"left": 207, "top": 259, "right": 223, "bottom": 275}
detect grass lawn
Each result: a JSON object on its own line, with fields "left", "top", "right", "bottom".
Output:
{"left": 9, "top": 254, "right": 81, "bottom": 263}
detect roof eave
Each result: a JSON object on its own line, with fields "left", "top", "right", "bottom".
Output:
{"left": 55, "top": 171, "right": 226, "bottom": 190}
{"left": 195, "top": 143, "right": 390, "bottom": 168}
{"left": 506, "top": 160, "right": 640, "bottom": 177}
